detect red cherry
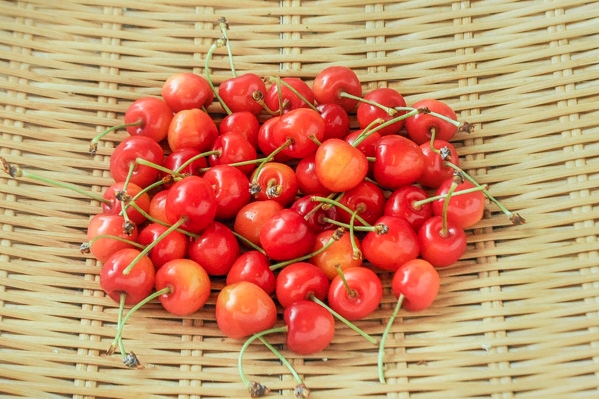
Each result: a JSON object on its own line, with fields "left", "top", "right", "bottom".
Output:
{"left": 356, "top": 88, "right": 407, "bottom": 136}
{"left": 418, "top": 215, "right": 467, "bottom": 268}
{"left": 312, "top": 65, "right": 362, "bottom": 113}
{"left": 233, "top": 200, "right": 284, "bottom": 247}
{"left": 226, "top": 250, "right": 276, "bottom": 295}
{"left": 167, "top": 108, "right": 219, "bottom": 153}
{"left": 328, "top": 267, "right": 383, "bottom": 321}
{"left": 284, "top": 300, "right": 335, "bottom": 355}
{"left": 161, "top": 72, "right": 214, "bottom": 112}
{"left": 310, "top": 229, "right": 362, "bottom": 280}
{"left": 100, "top": 248, "right": 155, "bottom": 305}
{"left": 161, "top": 147, "right": 208, "bottom": 182}
{"left": 392, "top": 259, "right": 440, "bottom": 312}
{"left": 272, "top": 108, "right": 325, "bottom": 159}
{"left": 218, "top": 111, "right": 260, "bottom": 148}
{"left": 418, "top": 140, "right": 460, "bottom": 188}
{"left": 405, "top": 99, "right": 458, "bottom": 145}
{"left": 384, "top": 185, "right": 433, "bottom": 232}
{"left": 337, "top": 180, "right": 386, "bottom": 227}
{"left": 218, "top": 73, "right": 266, "bottom": 115}
{"left": 155, "top": 258, "right": 211, "bottom": 316}
{"left": 259, "top": 209, "right": 316, "bottom": 262}
{"left": 372, "top": 135, "right": 425, "bottom": 190}
{"left": 275, "top": 261, "right": 329, "bottom": 308}
{"left": 314, "top": 138, "right": 369, "bottom": 193}
{"left": 101, "top": 181, "right": 151, "bottom": 226}
{"left": 137, "top": 222, "right": 188, "bottom": 270}
{"left": 86, "top": 213, "right": 139, "bottom": 263}
{"left": 123, "top": 97, "right": 173, "bottom": 143}
{"left": 216, "top": 281, "right": 277, "bottom": 339}
{"left": 147, "top": 189, "right": 169, "bottom": 225}
{"left": 208, "top": 132, "right": 257, "bottom": 176}
{"left": 290, "top": 195, "right": 339, "bottom": 233}
{"left": 362, "top": 215, "right": 420, "bottom": 272}
{"left": 109, "top": 135, "right": 164, "bottom": 188}
{"left": 317, "top": 103, "right": 350, "bottom": 140}
{"left": 264, "top": 77, "right": 315, "bottom": 113}
{"left": 165, "top": 176, "right": 217, "bottom": 234}
{"left": 294, "top": 153, "right": 333, "bottom": 197}
{"left": 188, "top": 221, "right": 240, "bottom": 276}
{"left": 257, "top": 116, "right": 293, "bottom": 163}
{"left": 250, "top": 161, "right": 298, "bottom": 207}
{"left": 432, "top": 178, "right": 486, "bottom": 229}
{"left": 203, "top": 164, "right": 251, "bottom": 220}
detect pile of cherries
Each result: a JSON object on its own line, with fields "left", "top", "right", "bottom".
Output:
{"left": 2, "top": 20, "right": 524, "bottom": 398}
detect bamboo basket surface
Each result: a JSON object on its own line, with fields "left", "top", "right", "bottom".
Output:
{"left": 1, "top": 0, "right": 598, "bottom": 398}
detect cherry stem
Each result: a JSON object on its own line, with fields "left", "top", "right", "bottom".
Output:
{"left": 89, "top": 120, "right": 143, "bottom": 155}
{"left": 174, "top": 150, "right": 222, "bottom": 174}
{"left": 334, "top": 264, "right": 356, "bottom": 298}
{"left": 351, "top": 107, "right": 421, "bottom": 148}
{"left": 428, "top": 127, "right": 441, "bottom": 155}
{"left": 321, "top": 217, "right": 377, "bottom": 233}
{"left": 1, "top": 158, "right": 110, "bottom": 204}
{"left": 339, "top": 91, "right": 397, "bottom": 116}
{"left": 218, "top": 17, "right": 237, "bottom": 78}
{"left": 269, "top": 228, "right": 344, "bottom": 271}
{"left": 134, "top": 157, "right": 186, "bottom": 179}
{"left": 350, "top": 117, "right": 385, "bottom": 148}
{"left": 411, "top": 184, "right": 488, "bottom": 209}
{"left": 238, "top": 326, "right": 288, "bottom": 391}
{"left": 108, "top": 287, "right": 172, "bottom": 360}
{"left": 231, "top": 230, "right": 267, "bottom": 255}
{"left": 82, "top": 234, "right": 145, "bottom": 255}
{"left": 310, "top": 196, "right": 371, "bottom": 228}
{"left": 441, "top": 181, "right": 459, "bottom": 237}
{"left": 122, "top": 217, "right": 188, "bottom": 275}
{"left": 268, "top": 75, "right": 319, "bottom": 113}
{"left": 302, "top": 192, "right": 336, "bottom": 222}
{"left": 257, "top": 336, "right": 305, "bottom": 386}
{"left": 348, "top": 207, "right": 363, "bottom": 260}
{"left": 308, "top": 294, "right": 378, "bottom": 346}
{"left": 198, "top": 155, "right": 272, "bottom": 174}
{"left": 205, "top": 37, "right": 233, "bottom": 115}
{"left": 250, "top": 138, "right": 293, "bottom": 189}
{"left": 119, "top": 179, "right": 166, "bottom": 219}
{"left": 443, "top": 162, "right": 525, "bottom": 225}
{"left": 378, "top": 293, "right": 405, "bottom": 384}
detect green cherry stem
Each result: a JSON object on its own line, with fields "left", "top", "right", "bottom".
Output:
{"left": 308, "top": 293, "right": 378, "bottom": 346}
{"left": 348, "top": 207, "right": 363, "bottom": 260}
{"left": 443, "top": 162, "right": 525, "bottom": 225}
{"left": 81, "top": 234, "right": 145, "bottom": 256}
{"left": 122, "top": 217, "right": 188, "bottom": 275}
{"left": 231, "top": 230, "right": 267, "bottom": 255}
{"left": 257, "top": 336, "right": 305, "bottom": 387}
{"left": 125, "top": 202, "right": 199, "bottom": 238}
{"left": 378, "top": 293, "right": 405, "bottom": 384}
{"left": 174, "top": 150, "right": 222, "bottom": 174}
{"left": 218, "top": 17, "right": 237, "bottom": 78}
{"left": 270, "top": 75, "right": 319, "bottom": 113}
{"left": 339, "top": 91, "right": 397, "bottom": 116}
{"left": 351, "top": 107, "right": 421, "bottom": 148}
{"left": 321, "top": 217, "right": 381, "bottom": 233}
{"left": 134, "top": 157, "right": 187, "bottom": 180}
{"left": 205, "top": 37, "right": 233, "bottom": 115}
{"left": 89, "top": 121, "right": 143, "bottom": 155}
{"left": 410, "top": 184, "right": 488, "bottom": 209}
{"left": 310, "top": 195, "right": 371, "bottom": 228}
{"left": 441, "top": 180, "right": 459, "bottom": 236}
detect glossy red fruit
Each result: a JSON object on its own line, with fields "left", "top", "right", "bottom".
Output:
{"left": 219, "top": 111, "right": 260, "bottom": 149}
{"left": 310, "top": 229, "right": 362, "bottom": 280}
{"left": 405, "top": 99, "right": 458, "bottom": 145}
{"left": 123, "top": 97, "right": 173, "bottom": 143}
{"left": 257, "top": 116, "right": 293, "bottom": 163}
{"left": 233, "top": 199, "right": 284, "bottom": 247}
{"left": 294, "top": 154, "right": 332, "bottom": 197}
{"left": 264, "top": 77, "right": 315, "bottom": 114}
{"left": 167, "top": 108, "right": 219, "bottom": 153}
{"left": 203, "top": 164, "right": 251, "bottom": 220}
{"left": 216, "top": 281, "right": 277, "bottom": 339}
{"left": 284, "top": 300, "right": 335, "bottom": 355}
{"left": 372, "top": 135, "right": 425, "bottom": 190}
{"left": 328, "top": 267, "right": 383, "bottom": 321}
{"left": 251, "top": 161, "right": 298, "bottom": 207}
{"left": 208, "top": 132, "right": 257, "bottom": 176}
{"left": 188, "top": 221, "right": 240, "bottom": 276}
{"left": 337, "top": 180, "right": 386, "bottom": 227}
{"left": 418, "top": 215, "right": 467, "bottom": 268}
{"left": 275, "top": 262, "right": 329, "bottom": 308}
{"left": 314, "top": 138, "right": 369, "bottom": 193}
{"left": 356, "top": 87, "right": 407, "bottom": 136}
{"left": 312, "top": 65, "right": 362, "bottom": 113}
{"left": 101, "top": 181, "right": 151, "bottom": 226}
{"left": 109, "top": 135, "right": 164, "bottom": 188}
{"left": 226, "top": 250, "right": 275, "bottom": 295}
{"left": 161, "top": 72, "right": 214, "bottom": 112}
{"left": 317, "top": 103, "right": 350, "bottom": 140}
{"left": 384, "top": 185, "right": 433, "bottom": 232}
{"left": 432, "top": 178, "right": 486, "bottom": 229}
{"left": 290, "top": 195, "right": 339, "bottom": 233}
{"left": 272, "top": 108, "right": 326, "bottom": 159}
{"left": 165, "top": 176, "right": 217, "bottom": 234}
{"left": 218, "top": 73, "right": 266, "bottom": 115}
{"left": 155, "top": 258, "right": 211, "bottom": 316}
{"left": 418, "top": 140, "right": 460, "bottom": 188}
{"left": 87, "top": 213, "right": 139, "bottom": 263}
{"left": 259, "top": 209, "right": 316, "bottom": 262}
{"left": 161, "top": 147, "right": 208, "bottom": 183}
{"left": 137, "top": 222, "right": 188, "bottom": 270}
{"left": 392, "top": 259, "right": 440, "bottom": 312}
{"left": 362, "top": 215, "right": 420, "bottom": 272}
{"left": 100, "top": 248, "right": 155, "bottom": 305}
{"left": 148, "top": 189, "right": 169, "bottom": 224}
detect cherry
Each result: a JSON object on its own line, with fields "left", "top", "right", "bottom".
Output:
{"left": 259, "top": 209, "right": 316, "bottom": 262}
{"left": 432, "top": 177, "right": 486, "bottom": 229}
{"left": 257, "top": 116, "right": 293, "bottom": 163}
{"left": 161, "top": 72, "right": 214, "bottom": 112}
{"left": 361, "top": 215, "right": 420, "bottom": 272}
{"left": 202, "top": 164, "right": 251, "bottom": 220}
{"left": 372, "top": 134, "right": 425, "bottom": 190}
{"left": 226, "top": 250, "right": 276, "bottom": 295}
{"left": 86, "top": 213, "right": 139, "bottom": 263}
{"left": 167, "top": 108, "right": 219, "bottom": 153}
{"left": 160, "top": 147, "right": 208, "bottom": 182}
{"left": 218, "top": 111, "right": 260, "bottom": 149}
{"left": 250, "top": 161, "right": 298, "bottom": 207}
{"left": 218, "top": 73, "right": 266, "bottom": 115}
{"left": 188, "top": 221, "right": 240, "bottom": 276}
{"left": 215, "top": 281, "right": 277, "bottom": 339}
{"left": 284, "top": 300, "right": 335, "bottom": 355}
{"left": 312, "top": 65, "right": 362, "bottom": 113}
{"left": 337, "top": 180, "right": 386, "bottom": 227}
{"left": 147, "top": 189, "right": 169, "bottom": 224}
{"left": 294, "top": 153, "right": 333, "bottom": 197}
{"left": 404, "top": 98, "right": 459, "bottom": 145}
{"left": 314, "top": 138, "right": 369, "bottom": 193}
{"left": 418, "top": 215, "right": 467, "bottom": 268}
{"left": 418, "top": 140, "right": 460, "bottom": 188}
{"left": 155, "top": 258, "right": 211, "bottom": 316}
{"left": 356, "top": 87, "right": 406, "bottom": 136}
{"left": 290, "top": 195, "right": 339, "bottom": 233}
{"left": 264, "top": 77, "right": 315, "bottom": 114}
{"left": 165, "top": 175, "right": 218, "bottom": 234}
{"left": 100, "top": 248, "right": 155, "bottom": 306}
{"left": 122, "top": 96, "right": 173, "bottom": 143}
{"left": 233, "top": 199, "right": 284, "bottom": 247}
{"left": 272, "top": 108, "right": 325, "bottom": 159}
{"left": 275, "top": 261, "right": 329, "bottom": 308}
{"left": 109, "top": 135, "right": 164, "bottom": 189}
{"left": 317, "top": 103, "right": 350, "bottom": 140}
{"left": 328, "top": 266, "right": 383, "bottom": 321}
{"left": 310, "top": 229, "right": 362, "bottom": 280}
{"left": 384, "top": 185, "right": 433, "bottom": 232}
{"left": 208, "top": 132, "right": 257, "bottom": 176}
{"left": 137, "top": 222, "right": 188, "bottom": 270}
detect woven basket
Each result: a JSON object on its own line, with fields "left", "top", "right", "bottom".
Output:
{"left": 1, "top": 1, "right": 598, "bottom": 398}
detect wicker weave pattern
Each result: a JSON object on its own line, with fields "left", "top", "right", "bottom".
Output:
{"left": 1, "top": 1, "right": 598, "bottom": 398}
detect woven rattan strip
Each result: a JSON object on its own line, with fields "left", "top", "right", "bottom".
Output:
{"left": 1, "top": 1, "right": 598, "bottom": 398}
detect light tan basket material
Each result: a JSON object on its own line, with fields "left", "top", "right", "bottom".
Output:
{"left": 1, "top": 1, "right": 598, "bottom": 398}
